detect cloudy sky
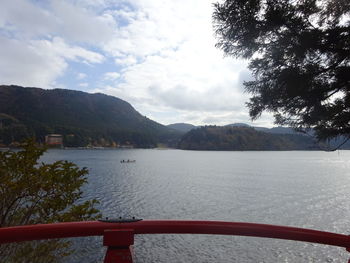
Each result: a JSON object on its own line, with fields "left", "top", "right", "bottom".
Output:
{"left": 1, "top": 0, "right": 273, "bottom": 127}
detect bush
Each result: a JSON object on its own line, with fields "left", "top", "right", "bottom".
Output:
{"left": 0, "top": 140, "right": 101, "bottom": 262}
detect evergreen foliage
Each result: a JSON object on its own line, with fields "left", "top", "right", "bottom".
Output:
{"left": 213, "top": 0, "right": 350, "bottom": 141}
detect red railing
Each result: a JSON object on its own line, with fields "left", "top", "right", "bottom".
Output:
{"left": 1, "top": 220, "right": 350, "bottom": 262}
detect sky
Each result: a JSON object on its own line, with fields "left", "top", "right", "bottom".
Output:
{"left": 1, "top": 0, "right": 274, "bottom": 127}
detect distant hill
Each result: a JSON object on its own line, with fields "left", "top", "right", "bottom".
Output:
{"left": 0, "top": 85, "right": 180, "bottom": 147}
{"left": 252, "top": 125, "right": 350, "bottom": 149}
{"left": 178, "top": 126, "right": 322, "bottom": 151}
{"left": 226, "top": 123, "right": 250, "bottom": 127}
{"left": 169, "top": 122, "right": 296, "bottom": 134}
{"left": 254, "top": 126, "right": 299, "bottom": 134}
{"left": 226, "top": 123, "right": 299, "bottom": 134}
{"left": 167, "top": 123, "right": 197, "bottom": 133}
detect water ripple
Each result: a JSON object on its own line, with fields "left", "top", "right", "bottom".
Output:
{"left": 40, "top": 149, "right": 350, "bottom": 262}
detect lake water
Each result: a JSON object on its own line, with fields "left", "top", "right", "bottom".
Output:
{"left": 41, "top": 149, "right": 350, "bottom": 262}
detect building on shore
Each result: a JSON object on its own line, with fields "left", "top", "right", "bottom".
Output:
{"left": 45, "top": 134, "right": 63, "bottom": 147}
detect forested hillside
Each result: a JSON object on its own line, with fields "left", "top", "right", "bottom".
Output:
{"left": 178, "top": 126, "right": 322, "bottom": 151}
{"left": 0, "top": 85, "right": 180, "bottom": 147}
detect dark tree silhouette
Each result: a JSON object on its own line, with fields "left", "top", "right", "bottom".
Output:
{"left": 213, "top": 0, "right": 350, "bottom": 142}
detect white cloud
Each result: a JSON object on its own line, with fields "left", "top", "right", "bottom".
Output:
{"left": 98, "top": 0, "right": 260, "bottom": 125}
{"left": 115, "top": 56, "right": 137, "bottom": 66}
{"left": 79, "top": 82, "right": 89, "bottom": 87}
{"left": 0, "top": 36, "right": 66, "bottom": 88}
{"left": 50, "top": 0, "right": 116, "bottom": 44}
{"left": 0, "top": 0, "right": 274, "bottom": 126}
{"left": 104, "top": 72, "right": 121, "bottom": 81}
{"left": 77, "top": 73, "right": 87, "bottom": 80}
{"left": 1, "top": 0, "right": 115, "bottom": 44}
{"left": 40, "top": 37, "right": 105, "bottom": 64}
{"left": 0, "top": 0, "right": 56, "bottom": 37}
{"left": 0, "top": 36, "right": 104, "bottom": 88}
{"left": 0, "top": 0, "right": 107, "bottom": 88}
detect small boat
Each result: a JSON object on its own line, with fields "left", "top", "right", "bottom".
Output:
{"left": 120, "top": 159, "right": 136, "bottom": 163}
{"left": 1, "top": 219, "right": 350, "bottom": 262}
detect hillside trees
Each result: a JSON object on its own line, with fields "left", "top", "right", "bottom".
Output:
{"left": 0, "top": 85, "right": 180, "bottom": 148}
{"left": 213, "top": 0, "right": 350, "bottom": 142}
{"left": 178, "top": 126, "right": 318, "bottom": 150}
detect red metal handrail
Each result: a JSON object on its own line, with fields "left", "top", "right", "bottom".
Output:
{"left": 1, "top": 220, "right": 350, "bottom": 262}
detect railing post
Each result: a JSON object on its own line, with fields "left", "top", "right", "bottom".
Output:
{"left": 103, "top": 229, "right": 134, "bottom": 263}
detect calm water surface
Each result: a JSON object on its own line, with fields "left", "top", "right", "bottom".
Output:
{"left": 41, "top": 149, "right": 350, "bottom": 262}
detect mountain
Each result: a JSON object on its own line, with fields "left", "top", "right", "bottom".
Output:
{"left": 227, "top": 123, "right": 300, "bottom": 134}
{"left": 252, "top": 126, "right": 350, "bottom": 149}
{"left": 167, "top": 123, "right": 197, "bottom": 133}
{"left": 168, "top": 122, "right": 296, "bottom": 135}
{"left": 178, "top": 126, "right": 322, "bottom": 151}
{"left": 0, "top": 85, "right": 180, "bottom": 147}
{"left": 226, "top": 123, "right": 250, "bottom": 127}
{"left": 254, "top": 126, "right": 298, "bottom": 134}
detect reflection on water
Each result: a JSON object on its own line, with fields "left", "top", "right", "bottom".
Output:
{"left": 41, "top": 149, "right": 350, "bottom": 262}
